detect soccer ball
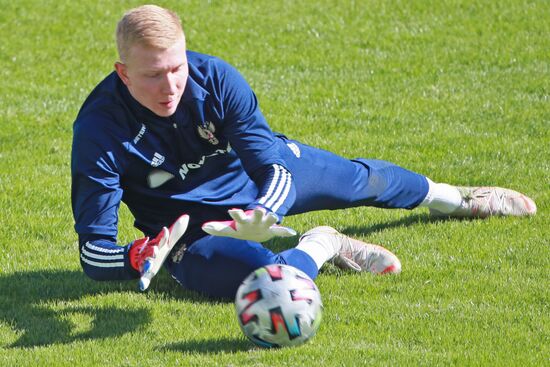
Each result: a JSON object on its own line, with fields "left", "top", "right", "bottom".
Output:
{"left": 235, "top": 264, "right": 323, "bottom": 348}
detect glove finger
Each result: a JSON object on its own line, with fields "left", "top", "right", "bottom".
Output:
{"left": 157, "top": 227, "right": 169, "bottom": 249}
{"left": 150, "top": 227, "right": 166, "bottom": 244}
{"left": 251, "top": 207, "right": 267, "bottom": 224}
{"left": 228, "top": 209, "right": 249, "bottom": 223}
{"left": 270, "top": 225, "right": 297, "bottom": 238}
{"left": 135, "top": 237, "right": 150, "bottom": 255}
{"left": 167, "top": 214, "right": 189, "bottom": 248}
{"left": 262, "top": 211, "right": 278, "bottom": 226}
{"left": 139, "top": 276, "right": 152, "bottom": 291}
{"left": 202, "top": 220, "right": 237, "bottom": 236}
{"left": 139, "top": 266, "right": 154, "bottom": 291}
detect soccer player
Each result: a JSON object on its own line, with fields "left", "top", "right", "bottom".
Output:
{"left": 71, "top": 5, "right": 536, "bottom": 299}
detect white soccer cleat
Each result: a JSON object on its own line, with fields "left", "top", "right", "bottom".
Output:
{"left": 430, "top": 186, "right": 537, "bottom": 218}
{"left": 300, "top": 226, "right": 401, "bottom": 274}
{"left": 139, "top": 214, "right": 189, "bottom": 291}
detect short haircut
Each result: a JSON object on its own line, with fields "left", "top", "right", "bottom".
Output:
{"left": 116, "top": 5, "right": 184, "bottom": 62}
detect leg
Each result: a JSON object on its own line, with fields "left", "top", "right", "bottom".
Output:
{"left": 277, "top": 137, "right": 429, "bottom": 213}
{"left": 296, "top": 226, "right": 402, "bottom": 274}
{"left": 164, "top": 235, "right": 318, "bottom": 299}
{"left": 165, "top": 231, "right": 402, "bottom": 299}
{"left": 277, "top": 136, "right": 536, "bottom": 218}
{"left": 426, "top": 185, "right": 537, "bottom": 217}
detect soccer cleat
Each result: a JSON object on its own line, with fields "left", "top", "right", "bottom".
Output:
{"left": 129, "top": 214, "right": 189, "bottom": 291}
{"left": 300, "top": 226, "right": 401, "bottom": 274}
{"left": 430, "top": 187, "right": 537, "bottom": 218}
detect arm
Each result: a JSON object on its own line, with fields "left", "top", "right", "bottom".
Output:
{"left": 72, "top": 118, "right": 189, "bottom": 289}
{"left": 201, "top": 59, "right": 297, "bottom": 241}
{"left": 71, "top": 116, "right": 138, "bottom": 280}
{"left": 247, "top": 163, "right": 295, "bottom": 217}
{"left": 219, "top": 59, "right": 297, "bottom": 217}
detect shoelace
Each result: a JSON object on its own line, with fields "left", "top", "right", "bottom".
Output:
{"left": 333, "top": 236, "right": 369, "bottom": 272}
{"left": 466, "top": 188, "right": 508, "bottom": 215}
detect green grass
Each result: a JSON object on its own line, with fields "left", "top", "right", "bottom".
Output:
{"left": 1, "top": 0, "right": 548, "bottom": 365}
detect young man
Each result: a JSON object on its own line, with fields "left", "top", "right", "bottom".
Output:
{"left": 71, "top": 5, "right": 536, "bottom": 299}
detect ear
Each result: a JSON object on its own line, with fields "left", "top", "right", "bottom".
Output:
{"left": 114, "top": 62, "right": 131, "bottom": 86}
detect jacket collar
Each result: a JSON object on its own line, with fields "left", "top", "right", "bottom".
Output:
{"left": 181, "top": 75, "right": 209, "bottom": 102}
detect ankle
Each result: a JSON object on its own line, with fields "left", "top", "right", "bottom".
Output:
{"left": 296, "top": 227, "right": 341, "bottom": 269}
{"left": 420, "top": 179, "right": 462, "bottom": 213}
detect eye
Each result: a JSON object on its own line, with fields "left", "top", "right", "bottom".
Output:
{"left": 174, "top": 63, "right": 187, "bottom": 73}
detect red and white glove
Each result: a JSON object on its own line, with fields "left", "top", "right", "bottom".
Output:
{"left": 129, "top": 214, "right": 189, "bottom": 291}
{"left": 202, "top": 208, "right": 296, "bottom": 243}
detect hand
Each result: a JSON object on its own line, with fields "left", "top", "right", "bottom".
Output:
{"left": 202, "top": 208, "right": 296, "bottom": 242}
{"left": 129, "top": 214, "right": 189, "bottom": 291}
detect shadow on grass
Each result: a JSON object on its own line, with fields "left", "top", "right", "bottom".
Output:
{"left": 0, "top": 214, "right": 454, "bottom": 349}
{"left": 341, "top": 212, "right": 448, "bottom": 237}
{"left": 267, "top": 212, "right": 448, "bottom": 253}
{"left": 0, "top": 270, "right": 152, "bottom": 348}
{"left": 158, "top": 337, "right": 253, "bottom": 354}
{"left": 0, "top": 269, "right": 236, "bottom": 349}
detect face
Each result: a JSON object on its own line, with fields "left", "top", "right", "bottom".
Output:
{"left": 115, "top": 36, "right": 188, "bottom": 117}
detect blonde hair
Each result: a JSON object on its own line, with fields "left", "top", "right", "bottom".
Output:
{"left": 116, "top": 5, "right": 184, "bottom": 62}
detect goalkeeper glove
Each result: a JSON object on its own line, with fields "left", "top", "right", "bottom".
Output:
{"left": 201, "top": 207, "right": 296, "bottom": 243}
{"left": 129, "top": 214, "right": 189, "bottom": 291}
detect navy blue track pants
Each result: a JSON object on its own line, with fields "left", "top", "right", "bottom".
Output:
{"left": 166, "top": 137, "right": 429, "bottom": 299}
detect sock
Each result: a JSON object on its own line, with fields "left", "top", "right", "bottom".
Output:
{"left": 278, "top": 248, "right": 320, "bottom": 280}
{"left": 419, "top": 178, "right": 463, "bottom": 213}
{"left": 295, "top": 232, "right": 339, "bottom": 270}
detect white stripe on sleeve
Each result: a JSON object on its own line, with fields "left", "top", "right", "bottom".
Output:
{"left": 80, "top": 254, "right": 124, "bottom": 268}
{"left": 258, "top": 164, "right": 281, "bottom": 205}
{"left": 84, "top": 241, "right": 125, "bottom": 254}
{"left": 264, "top": 166, "right": 291, "bottom": 210}
{"left": 270, "top": 172, "right": 292, "bottom": 212}
{"left": 82, "top": 247, "right": 124, "bottom": 261}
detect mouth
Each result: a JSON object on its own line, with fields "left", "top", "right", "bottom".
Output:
{"left": 160, "top": 99, "right": 176, "bottom": 108}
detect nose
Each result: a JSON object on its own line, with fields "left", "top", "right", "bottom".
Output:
{"left": 161, "top": 72, "right": 178, "bottom": 95}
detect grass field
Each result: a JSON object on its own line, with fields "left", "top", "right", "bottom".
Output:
{"left": 0, "top": 0, "right": 549, "bottom": 365}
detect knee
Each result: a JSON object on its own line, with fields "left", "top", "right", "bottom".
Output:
{"left": 356, "top": 158, "right": 396, "bottom": 171}
{"left": 174, "top": 252, "right": 263, "bottom": 300}
{"left": 80, "top": 260, "right": 105, "bottom": 281}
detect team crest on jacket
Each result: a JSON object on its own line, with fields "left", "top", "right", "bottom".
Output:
{"left": 197, "top": 122, "right": 219, "bottom": 145}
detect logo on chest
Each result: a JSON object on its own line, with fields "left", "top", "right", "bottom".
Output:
{"left": 146, "top": 143, "right": 233, "bottom": 188}
{"left": 133, "top": 124, "right": 147, "bottom": 144}
{"left": 197, "top": 121, "right": 219, "bottom": 145}
{"left": 151, "top": 152, "right": 165, "bottom": 167}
